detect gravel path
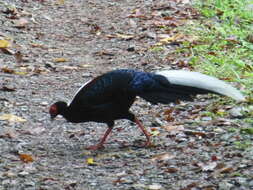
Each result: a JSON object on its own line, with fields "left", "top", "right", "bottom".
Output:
{"left": 1, "top": 1, "right": 252, "bottom": 190}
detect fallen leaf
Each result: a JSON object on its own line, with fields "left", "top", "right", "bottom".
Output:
{"left": 14, "top": 71, "right": 28, "bottom": 75}
{"left": 86, "top": 157, "right": 95, "bottom": 165}
{"left": 112, "top": 178, "right": 126, "bottom": 184}
{"left": 0, "top": 86, "right": 16, "bottom": 92}
{"left": 30, "top": 43, "right": 46, "bottom": 48}
{"left": 56, "top": 0, "right": 65, "bottom": 5}
{"left": 1, "top": 48, "right": 15, "bottom": 55}
{"left": 220, "top": 167, "right": 234, "bottom": 173}
{"left": 0, "top": 39, "right": 11, "bottom": 48}
{"left": 19, "top": 154, "right": 34, "bottom": 163}
{"left": 159, "top": 33, "right": 184, "bottom": 44}
{"left": 0, "top": 114, "right": 26, "bottom": 123}
{"left": 1, "top": 67, "right": 15, "bottom": 74}
{"left": 150, "top": 129, "right": 160, "bottom": 136}
{"left": 184, "top": 130, "right": 212, "bottom": 138}
{"left": 151, "top": 153, "right": 175, "bottom": 162}
{"left": 116, "top": 33, "right": 134, "bottom": 40}
{"left": 165, "top": 167, "right": 178, "bottom": 173}
{"left": 53, "top": 58, "right": 68, "bottom": 63}
{"left": 162, "top": 125, "right": 184, "bottom": 134}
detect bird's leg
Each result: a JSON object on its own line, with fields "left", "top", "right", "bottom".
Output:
{"left": 86, "top": 127, "right": 113, "bottom": 150}
{"left": 134, "top": 117, "right": 152, "bottom": 147}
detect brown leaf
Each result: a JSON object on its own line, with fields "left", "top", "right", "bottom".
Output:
{"left": 162, "top": 125, "right": 184, "bottom": 134}
{"left": 1, "top": 67, "right": 15, "bottom": 74}
{"left": 0, "top": 86, "right": 16, "bottom": 92}
{"left": 220, "top": 167, "right": 234, "bottom": 173}
{"left": 53, "top": 58, "right": 68, "bottom": 63}
{"left": 0, "top": 114, "right": 26, "bottom": 122}
{"left": 165, "top": 167, "right": 178, "bottom": 173}
{"left": 1, "top": 48, "right": 15, "bottom": 55}
{"left": 19, "top": 154, "right": 34, "bottom": 163}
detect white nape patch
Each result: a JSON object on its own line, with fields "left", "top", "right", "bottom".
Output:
{"left": 156, "top": 70, "right": 245, "bottom": 102}
{"left": 67, "top": 79, "right": 92, "bottom": 106}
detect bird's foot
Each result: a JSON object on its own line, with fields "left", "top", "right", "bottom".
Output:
{"left": 86, "top": 144, "right": 105, "bottom": 151}
{"left": 143, "top": 140, "right": 152, "bottom": 147}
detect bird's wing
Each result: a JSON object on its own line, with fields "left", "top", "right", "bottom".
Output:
{"left": 68, "top": 70, "right": 135, "bottom": 109}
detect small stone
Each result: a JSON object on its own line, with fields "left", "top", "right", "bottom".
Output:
{"left": 229, "top": 107, "right": 244, "bottom": 118}
{"left": 18, "top": 171, "right": 29, "bottom": 176}
{"left": 148, "top": 183, "right": 163, "bottom": 190}
{"left": 219, "top": 181, "right": 233, "bottom": 190}
{"left": 127, "top": 46, "right": 135, "bottom": 52}
{"left": 40, "top": 101, "right": 48, "bottom": 106}
{"left": 25, "top": 181, "right": 35, "bottom": 186}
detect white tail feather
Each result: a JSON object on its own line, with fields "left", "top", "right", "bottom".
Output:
{"left": 156, "top": 70, "right": 245, "bottom": 102}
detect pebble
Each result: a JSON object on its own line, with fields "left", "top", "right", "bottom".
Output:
{"left": 18, "top": 171, "right": 29, "bottom": 176}
{"left": 40, "top": 101, "right": 48, "bottom": 106}
{"left": 218, "top": 181, "right": 233, "bottom": 190}
{"left": 229, "top": 107, "right": 244, "bottom": 118}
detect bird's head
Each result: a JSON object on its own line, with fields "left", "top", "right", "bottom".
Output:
{"left": 49, "top": 101, "right": 67, "bottom": 120}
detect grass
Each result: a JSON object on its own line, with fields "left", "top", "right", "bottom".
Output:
{"left": 181, "top": 0, "right": 253, "bottom": 96}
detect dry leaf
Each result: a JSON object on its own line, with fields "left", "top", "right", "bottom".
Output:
{"left": 165, "top": 167, "right": 178, "bottom": 173}
{"left": 54, "top": 58, "right": 68, "bottom": 63}
{"left": 220, "top": 167, "right": 234, "bottom": 173}
{"left": 0, "top": 86, "right": 16, "bottom": 92}
{"left": 162, "top": 125, "right": 184, "bottom": 134}
{"left": 116, "top": 33, "right": 134, "bottom": 40}
{"left": 19, "top": 154, "right": 34, "bottom": 163}
{"left": 159, "top": 33, "right": 184, "bottom": 44}
{"left": 1, "top": 67, "right": 15, "bottom": 74}
{"left": 86, "top": 157, "right": 94, "bottom": 165}
{"left": 0, "top": 114, "right": 26, "bottom": 123}
{"left": 151, "top": 153, "right": 175, "bottom": 162}
{"left": 1, "top": 48, "right": 15, "bottom": 55}
{"left": 150, "top": 129, "right": 160, "bottom": 136}
{"left": 0, "top": 39, "right": 11, "bottom": 48}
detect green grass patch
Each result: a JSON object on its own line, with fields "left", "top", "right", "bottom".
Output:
{"left": 180, "top": 0, "right": 253, "bottom": 96}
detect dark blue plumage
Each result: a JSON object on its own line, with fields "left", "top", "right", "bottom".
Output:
{"left": 49, "top": 69, "right": 245, "bottom": 150}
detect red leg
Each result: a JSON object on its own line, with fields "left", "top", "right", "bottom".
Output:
{"left": 86, "top": 127, "right": 113, "bottom": 150}
{"left": 135, "top": 117, "right": 152, "bottom": 147}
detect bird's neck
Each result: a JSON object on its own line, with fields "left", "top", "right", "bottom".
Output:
{"left": 60, "top": 106, "right": 84, "bottom": 123}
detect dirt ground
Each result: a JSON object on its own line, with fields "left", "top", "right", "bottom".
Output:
{"left": 0, "top": 0, "right": 252, "bottom": 190}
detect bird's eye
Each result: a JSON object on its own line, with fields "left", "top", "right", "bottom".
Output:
{"left": 49, "top": 105, "right": 58, "bottom": 116}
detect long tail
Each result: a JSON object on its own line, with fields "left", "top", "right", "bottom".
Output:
{"left": 154, "top": 70, "right": 245, "bottom": 102}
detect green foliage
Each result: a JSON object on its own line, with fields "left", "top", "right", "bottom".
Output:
{"left": 181, "top": 0, "right": 253, "bottom": 95}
